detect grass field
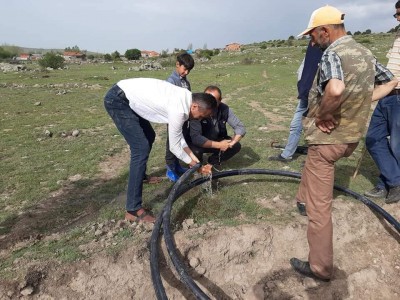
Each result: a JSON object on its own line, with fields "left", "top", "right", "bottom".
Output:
{"left": 0, "top": 33, "right": 395, "bottom": 276}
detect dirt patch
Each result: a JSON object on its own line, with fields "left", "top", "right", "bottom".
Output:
{"left": 1, "top": 196, "right": 398, "bottom": 299}
{"left": 249, "top": 101, "right": 288, "bottom": 131}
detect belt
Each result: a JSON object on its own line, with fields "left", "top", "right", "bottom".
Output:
{"left": 113, "top": 84, "right": 129, "bottom": 104}
{"left": 387, "top": 88, "right": 400, "bottom": 96}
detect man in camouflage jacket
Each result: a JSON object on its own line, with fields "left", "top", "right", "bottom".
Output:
{"left": 290, "top": 5, "right": 398, "bottom": 282}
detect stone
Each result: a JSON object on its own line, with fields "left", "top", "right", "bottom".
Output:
{"left": 71, "top": 129, "right": 80, "bottom": 137}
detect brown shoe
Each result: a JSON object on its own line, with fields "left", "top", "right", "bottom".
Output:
{"left": 143, "top": 175, "right": 162, "bottom": 184}
{"left": 125, "top": 208, "right": 155, "bottom": 223}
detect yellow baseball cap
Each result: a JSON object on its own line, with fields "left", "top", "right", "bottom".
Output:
{"left": 298, "top": 5, "right": 345, "bottom": 37}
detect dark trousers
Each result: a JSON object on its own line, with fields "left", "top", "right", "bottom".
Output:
{"left": 366, "top": 94, "right": 400, "bottom": 189}
{"left": 104, "top": 85, "right": 155, "bottom": 211}
{"left": 165, "top": 122, "right": 190, "bottom": 167}
{"left": 189, "top": 138, "right": 241, "bottom": 165}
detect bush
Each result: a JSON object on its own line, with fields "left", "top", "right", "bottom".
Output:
{"left": 197, "top": 49, "right": 214, "bottom": 60}
{"left": 0, "top": 47, "right": 15, "bottom": 59}
{"left": 38, "top": 52, "right": 65, "bottom": 69}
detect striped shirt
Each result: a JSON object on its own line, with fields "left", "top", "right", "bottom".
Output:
{"left": 386, "top": 29, "right": 400, "bottom": 86}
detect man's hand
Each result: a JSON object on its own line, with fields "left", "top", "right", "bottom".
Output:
{"left": 197, "top": 164, "right": 212, "bottom": 175}
{"left": 218, "top": 139, "right": 231, "bottom": 152}
{"left": 315, "top": 114, "right": 337, "bottom": 133}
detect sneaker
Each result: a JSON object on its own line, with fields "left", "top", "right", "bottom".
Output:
{"left": 268, "top": 154, "right": 292, "bottom": 162}
{"left": 297, "top": 202, "right": 307, "bottom": 216}
{"left": 364, "top": 186, "right": 387, "bottom": 198}
{"left": 385, "top": 185, "right": 400, "bottom": 204}
{"left": 289, "top": 258, "right": 330, "bottom": 282}
{"left": 166, "top": 168, "right": 180, "bottom": 182}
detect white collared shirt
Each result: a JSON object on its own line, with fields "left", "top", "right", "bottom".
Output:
{"left": 117, "top": 78, "right": 192, "bottom": 163}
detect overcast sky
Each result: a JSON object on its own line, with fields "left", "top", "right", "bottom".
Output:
{"left": 1, "top": 0, "right": 397, "bottom": 53}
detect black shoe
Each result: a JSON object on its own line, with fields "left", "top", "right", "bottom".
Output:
{"left": 290, "top": 258, "right": 330, "bottom": 282}
{"left": 385, "top": 185, "right": 400, "bottom": 204}
{"left": 297, "top": 202, "right": 307, "bottom": 216}
{"left": 268, "top": 154, "right": 292, "bottom": 162}
{"left": 364, "top": 186, "right": 387, "bottom": 198}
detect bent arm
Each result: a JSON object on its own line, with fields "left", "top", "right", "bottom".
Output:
{"left": 315, "top": 78, "right": 345, "bottom": 133}
{"left": 372, "top": 79, "right": 398, "bottom": 101}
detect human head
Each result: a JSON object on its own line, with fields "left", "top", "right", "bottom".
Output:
{"left": 204, "top": 85, "right": 222, "bottom": 106}
{"left": 394, "top": 1, "right": 400, "bottom": 21}
{"left": 189, "top": 93, "right": 217, "bottom": 120}
{"left": 176, "top": 52, "right": 195, "bottom": 78}
{"left": 299, "top": 5, "right": 346, "bottom": 50}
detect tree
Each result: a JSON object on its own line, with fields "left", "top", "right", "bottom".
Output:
{"left": 288, "top": 35, "right": 295, "bottom": 40}
{"left": 111, "top": 50, "right": 120, "bottom": 60}
{"left": 354, "top": 31, "right": 362, "bottom": 35}
{"left": 125, "top": 48, "right": 141, "bottom": 60}
{"left": 38, "top": 52, "right": 65, "bottom": 69}
{"left": 65, "top": 45, "right": 80, "bottom": 51}
{"left": 347, "top": 31, "right": 352, "bottom": 35}
{"left": 104, "top": 53, "right": 112, "bottom": 61}
{"left": 160, "top": 49, "right": 169, "bottom": 58}
{"left": 364, "top": 29, "right": 372, "bottom": 34}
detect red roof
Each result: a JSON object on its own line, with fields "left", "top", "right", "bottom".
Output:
{"left": 63, "top": 51, "right": 83, "bottom": 57}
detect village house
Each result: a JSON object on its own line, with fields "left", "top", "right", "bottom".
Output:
{"left": 63, "top": 51, "right": 85, "bottom": 61}
{"left": 225, "top": 43, "right": 241, "bottom": 51}
{"left": 17, "top": 53, "right": 30, "bottom": 61}
{"left": 141, "top": 50, "right": 160, "bottom": 58}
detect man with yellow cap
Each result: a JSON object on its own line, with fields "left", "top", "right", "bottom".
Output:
{"left": 290, "top": 5, "right": 398, "bottom": 282}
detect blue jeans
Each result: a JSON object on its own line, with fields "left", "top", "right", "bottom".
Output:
{"left": 104, "top": 85, "right": 155, "bottom": 212}
{"left": 366, "top": 94, "right": 400, "bottom": 189}
{"left": 281, "top": 99, "right": 308, "bottom": 159}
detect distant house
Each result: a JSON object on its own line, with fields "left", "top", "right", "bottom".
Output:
{"left": 225, "top": 43, "right": 241, "bottom": 51}
{"left": 63, "top": 51, "right": 85, "bottom": 61}
{"left": 141, "top": 50, "right": 160, "bottom": 58}
{"left": 17, "top": 53, "right": 31, "bottom": 61}
{"left": 30, "top": 54, "right": 42, "bottom": 60}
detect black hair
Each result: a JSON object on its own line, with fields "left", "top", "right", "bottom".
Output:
{"left": 192, "top": 93, "right": 217, "bottom": 110}
{"left": 204, "top": 85, "right": 222, "bottom": 100}
{"left": 177, "top": 53, "right": 195, "bottom": 70}
{"left": 396, "top": 1, "right": 400, "bottom": 9}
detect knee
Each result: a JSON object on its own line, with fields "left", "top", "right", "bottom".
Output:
{"left": 233, "top": 142, "right": 241, "bottom": 153}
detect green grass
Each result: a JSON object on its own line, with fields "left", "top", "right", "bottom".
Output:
{"left": 0, "top": 34, "right": 395, "bottom": 273}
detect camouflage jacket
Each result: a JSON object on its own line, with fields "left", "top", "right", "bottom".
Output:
{"left": 303, "top": 35, "right": 376, "bottom": 144}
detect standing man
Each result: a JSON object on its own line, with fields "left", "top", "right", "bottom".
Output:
{"left": 290, "top": 5, "right": 397, "bottom": 282}
{"left": 104, "top": 78, "right": 216, "bottom": 223}
{"left": 268, "top": 41, "right": 322, "bottom": 162}
{"left": 364, "top": 0, "right": 400, "bottom": 204}
{"left": 188, "top": 86, "right": 246, "bottom": 167}
{"left": 165, "top": 53, "right": 195, "bottom": 182}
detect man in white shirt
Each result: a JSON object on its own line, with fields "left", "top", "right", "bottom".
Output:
{"left": 104, "top": 78, "right": 217, "bottom": 223}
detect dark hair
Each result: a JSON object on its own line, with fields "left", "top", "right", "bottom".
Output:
{"left": 192, "top": 93, "right": 217, "bottom": 110}
{"left": 396, "top": 1, "right": 400, "bottom": 9}
{"left": 177, "top": 53, "right": 195, "bottom": 70}
{"left": 204, "top": 85, "right": 222, "bottom": 100}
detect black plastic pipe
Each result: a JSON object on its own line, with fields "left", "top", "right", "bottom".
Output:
{"left": 150, "top": 168, "right": 400, "bottom": 299}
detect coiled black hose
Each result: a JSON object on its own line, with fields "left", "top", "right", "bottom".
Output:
{"left": 150, "top": 167, "right": 400, "bottom": 299}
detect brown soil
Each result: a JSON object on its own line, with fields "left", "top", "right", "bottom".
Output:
{"left": 0, "top": 179, "right": 399, "bottom": 299}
